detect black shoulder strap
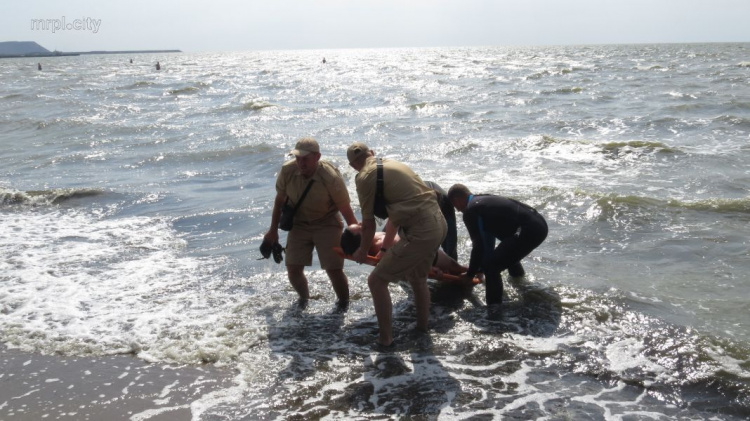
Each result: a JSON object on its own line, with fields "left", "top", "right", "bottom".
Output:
{"left": 373, "top": 158, "right": 389, "bottom": 219}
{"left": 293, "top": 180, "right": 315, "bottom": 211}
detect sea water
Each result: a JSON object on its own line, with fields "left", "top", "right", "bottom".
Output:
{"left": 1, "top": 43, "right": 749, "bottom": 419}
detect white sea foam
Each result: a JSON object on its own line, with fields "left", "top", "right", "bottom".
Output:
{"left": 605, "top": 337, "right": 665, "bottom": 376}
{"left": 0, "top": 209, "right": 262, "bottom": 363}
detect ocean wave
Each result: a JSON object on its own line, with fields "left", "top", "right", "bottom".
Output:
{"left": 165, "top": 81, "right": 213, "bottom": 96}
{"left": 516, "top": 136, "right": 679, "bottom": 156}
{"left": 450, "top": 110, "right": 473, "bottom": 119}
{"left": 36, "top": 118, "right": 61, "bottom": 130}
{"left": 118, "top": 80, "right": 156, "bottom": 90}
{"left": 713, "top": 114, "right": 750, "bottom": 129}
{"left": 445, "top": 142, "right": 480, "bottom": 156}
{"left": 726, "top": 100, "right": 750, "bottom": 111}
{"left": 0, "top": 209, "right": 231, "bottom": 361}
{"left": 552, "top": 286, "right": 750, "bottom": 415}
{"left": 542, "top": 86, "right": 584, "bottom": 95}
{"left": 667, "top": 103, "right": 706, "bottom": 112}
{"left": 0, "top": 188, "right": 105, "bottom": 207}
{"left": 241, "top": 101, "right": 275, "bottom": 111}
{"left": 209, "top": 100, "right": 276, "bottom": 114}
{"left": 636, "top": 64, "right": 669, "bottom": 71}
{"left": 594, "top": 192, "right": 664, "bottom": 210}
{"left": 525, "top": 70, "right": 551, "bottom": 80}
{"left": 407, "top": 101, "right": 450, "bottom": 113}
{"left": 1, "top": 93, "right": 25, "bottom": 100}
{"left": 167, "top": 86, "right": 202, "bottom": 95}
{"left": 600, "top": 140, "right": 680, "bottom": 154}
{"left": 589, "top": 192, "right": 750, "bottom": 216}
{"left": 533, "top": 134, "right": 565, "bottom": 148}
{"left": 669, "top": 197, "right": 750, "bottom": 214}
{"left": 408, "top": 101, "right": 430, "bottom": 110}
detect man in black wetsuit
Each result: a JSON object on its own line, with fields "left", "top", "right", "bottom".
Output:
{"left": 447, "top": 184, "right": 548, "bottom": 313}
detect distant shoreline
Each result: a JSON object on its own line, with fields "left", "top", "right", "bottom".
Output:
{"left": 0, "top": 49, "right": 181, "bottom": 59}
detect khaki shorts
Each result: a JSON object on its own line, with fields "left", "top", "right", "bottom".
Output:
{"left": 285, "top": 215, "right": 344, "bottom": 270}
{"left": 373, "top": 209, "right": 447, "bottom": 283}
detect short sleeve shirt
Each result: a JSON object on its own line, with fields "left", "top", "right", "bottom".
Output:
{"left": 276, "top": 159, "right": 351, "bottom": 223}
{"left": 354, "top": 156, "right": 438, "bottom": 227}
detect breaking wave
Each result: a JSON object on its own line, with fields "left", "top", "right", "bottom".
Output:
{"left": 1, "top": 188, "right": 106, "bottom": 207}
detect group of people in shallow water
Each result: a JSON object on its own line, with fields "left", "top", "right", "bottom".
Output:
{"left": 261, "top": 138, "right": 548, "bottom": 349}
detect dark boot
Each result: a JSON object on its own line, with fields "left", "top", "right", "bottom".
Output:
{"left": 508, "top": 261, "right": 525, "bottom": 277}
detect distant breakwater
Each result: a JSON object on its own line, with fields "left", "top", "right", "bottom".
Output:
{"left": 0, "top": 49, "right": 181, "bottom": 59}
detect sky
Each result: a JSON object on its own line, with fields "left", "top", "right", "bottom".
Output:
{"left": 2, "top": 0, "right": 749, "bottom": 53}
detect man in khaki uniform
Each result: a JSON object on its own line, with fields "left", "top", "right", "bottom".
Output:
{"left": 264, "top": 138, "right": 358, "bottom": 307}
{"left": 347, "top": 142, "right": 447, "bottom": 348}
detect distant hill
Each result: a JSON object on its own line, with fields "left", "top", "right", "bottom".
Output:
{"left": 0, "top": 41, "right": 50, "bottom": 56}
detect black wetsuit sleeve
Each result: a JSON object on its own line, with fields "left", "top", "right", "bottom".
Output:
{"left": 425, "top": 181, "right": 458, "bottom": 260}
{"left": 440, "top": 197, "right": 458, "bottom": 260}
{"left": 464, "top": 208, "right": 484, "bottom": 278}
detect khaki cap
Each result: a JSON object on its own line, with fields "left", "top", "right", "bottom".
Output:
{"left": 291, "top": 138, "right": 320, "bottom": 157}
{"left": 347, "top": 142, "right": 370, "bottom": 163}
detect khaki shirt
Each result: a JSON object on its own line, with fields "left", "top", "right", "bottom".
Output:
{"left": 354, "top": 156, "right": 438, "bottom": 227}
{"left": 276, "top": 160, "right": 350, "bottom": 224}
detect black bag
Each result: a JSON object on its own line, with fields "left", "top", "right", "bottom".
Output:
{"left": 278, "top": 180, "right": 315, "bottom": 231}
{"left": 373, "top": 158, "right": 388, "bottom": 219}
{"left": 278, "top": 203, "right": 296, "bottom": 231}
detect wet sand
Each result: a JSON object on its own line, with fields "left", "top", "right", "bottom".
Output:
{"left": 0, "top": 345, "right": 236, "bottom": 420}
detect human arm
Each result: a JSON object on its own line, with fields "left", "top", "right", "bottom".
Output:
{"left": 375, "top": 219, "right": 398, "bottom": 259}
{"left": 323, "top": 161, "right": 359, "bottom": 226}
{"left": 338, "top": 203, "right": 359, "bottom": 226}
{"left": 353, "top": 217, "right": 377, "bottom": 264}
{"left": 352, "top": 163, "right": 378, "bottom": 263}
{"left": 442, "top": 201, "right": 458, "bottom": 260}
{"left": 425, "top": 181, "right": 458, "bottom": 260}
{"left": 464, "top": 208, "right": 485, "bottom": 278}
{"left": 263, "top": 191, "right": 287, "bottom": 245}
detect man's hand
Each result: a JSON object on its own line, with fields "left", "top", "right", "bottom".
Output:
{"left": 264, "top": 229, "right": 279, "bottom": 245}
{"left": 375, "top": 248, "right": 386, "bottom": 260}
{"left": 459, "top": 273, "right": 476, "bottom": 285}
{"left": 352, "top": 247, "right": 368, "bottom": 264}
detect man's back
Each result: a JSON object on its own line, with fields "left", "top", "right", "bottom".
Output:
{"left": 355, "top": 157, "right": 437, "bottom": 227}
{"left": 464, "top": 194, "right": 533, "bottom": 238}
